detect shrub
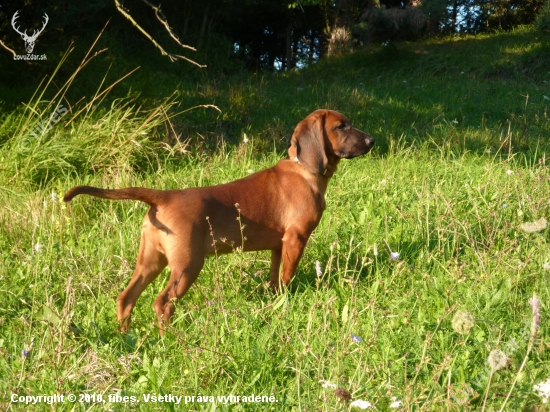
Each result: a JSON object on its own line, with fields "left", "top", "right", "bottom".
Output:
{"left": 536, "top": 1, "right": 550, "bottom": 34}
{"left": 357, "top": 4, "right": 429, "bottom": 44}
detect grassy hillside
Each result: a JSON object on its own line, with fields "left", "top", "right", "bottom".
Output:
{"left": 172, "top": 25, "right": 550, "bottom": 151}
{"left": 1, "top": 26, "right": 550, "bottom": 410}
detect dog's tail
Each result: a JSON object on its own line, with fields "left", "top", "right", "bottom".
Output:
{"left": 63, "top": 186, "right": 167, "bottom": 206}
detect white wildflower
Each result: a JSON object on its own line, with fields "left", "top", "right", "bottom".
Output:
{"left": 350, "top": 399, "right": 372, "bottom": 409}
{"left": 33, "top": 242, "right": 42, "bottom": 253}
{"left": 389, "top": 396, "right": 402, "bottom": 408}
{"left": 314, "top": 260, "right": 323, "bottom": 277}
{"left": 543, "top": 262, "right": 550, "bottom": 271}
{"left": 506, "top": 170, "right": 514, "bottom": 175}
{"left": 318, "top": 379, "right": 337, "bottom": 389}
{"left": 243, "top": 133, "right": 249, "bottom": 144}
{"left": 534, "top": 379, "right": 550, "bottom": 404}
{"left": 488, "top": 349, "right": 508, "bottom": 372}
{"left": 51, "top": 192, "right": 58, "bottom": 202}
{"left": 247, "top": 169, "right": 254, "bottom": 174}
{"left": 452, "top": 119, "right": 459, "bottom": 124}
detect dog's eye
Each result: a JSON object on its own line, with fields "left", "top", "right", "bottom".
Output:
{"left": 336, "top": 123, "right": 348, "bottom": 130}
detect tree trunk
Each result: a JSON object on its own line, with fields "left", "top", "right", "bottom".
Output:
{"left": 285, "top": 10, "right": 294, "bottom": 71}
{"left": 197, "top": 0, "right": 211, "bottom": 50}
{"left": 309, "top": 30, "right": 315, "bottom": 63}
{"left": 292, "top": 27, "right": 298, "bottom": 69}
{"left": 183, "top": 16, "right": 190, "bottom": 36}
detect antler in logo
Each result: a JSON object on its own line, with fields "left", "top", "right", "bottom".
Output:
{"left": 11, "top": 11, "right": 49, "bottom": 54}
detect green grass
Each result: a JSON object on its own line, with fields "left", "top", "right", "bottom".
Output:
{"left": 1, "top": 25, "right": 550, "bottom": 411}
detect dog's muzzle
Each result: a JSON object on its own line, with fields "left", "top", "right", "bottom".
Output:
{"left": 365, "top": 136, "right": 375, "bottom": 148}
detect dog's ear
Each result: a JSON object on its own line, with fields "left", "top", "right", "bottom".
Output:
{"left": 288, "top": 113, "right": 328, "bottom": 175}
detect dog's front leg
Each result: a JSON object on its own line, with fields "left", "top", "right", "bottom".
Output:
{"left": 269, "top": 249, "right": 282, "bottom": 291}
{"left": 275, "top": 228, "right": 310, "bottom": 290}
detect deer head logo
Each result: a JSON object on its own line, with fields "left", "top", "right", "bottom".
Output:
{"left": 11, "top": 11, "right": 49, "bottom": 54}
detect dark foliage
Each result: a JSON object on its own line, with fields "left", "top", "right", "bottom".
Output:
{"left": 0, "top": 0, "right": 547, "bottom": 80}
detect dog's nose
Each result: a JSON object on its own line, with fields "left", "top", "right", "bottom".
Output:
{"left": 365, "top": 136, "right": 375, "bottom": 147}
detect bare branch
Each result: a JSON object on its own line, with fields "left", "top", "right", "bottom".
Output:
{"left": 140, "top": 0, "right": 196, "bottom": 51}
{"left": 114, "top": 0, "right": 206, "bottom": 68}
{"left": 0, "top": 39, "right": 16, "bottom": 57}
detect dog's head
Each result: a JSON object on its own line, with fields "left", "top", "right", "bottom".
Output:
{"left": 288, "top": 109, "right": 375, "bottom": 176}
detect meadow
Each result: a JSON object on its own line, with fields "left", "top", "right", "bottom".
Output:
{"left": 1, "top": 25, "right": 550, "bottom": 410}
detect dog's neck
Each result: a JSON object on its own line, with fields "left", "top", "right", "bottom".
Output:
{"left": 291, "top": 155, "right": 340, "bottom": 178}
{"left": 292, "top": 157, "right": 339, "bottom": 211}
{"left": 323, "top": 155, "right": 340, "bottom": 178}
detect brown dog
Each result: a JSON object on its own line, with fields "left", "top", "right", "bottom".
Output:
{"left": 64, "top": 109, "right": 374, "bottom": 333}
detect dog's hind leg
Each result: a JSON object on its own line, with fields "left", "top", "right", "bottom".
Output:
{"left": 153, "top": 246, "right": 205, "bottom": 334}
{"left": 117, "top": 221, "right": 167, "bottom": 332}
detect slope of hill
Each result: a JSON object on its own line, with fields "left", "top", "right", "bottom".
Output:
{"left": 1, "top": 25, "right": 549, "bottom": 412}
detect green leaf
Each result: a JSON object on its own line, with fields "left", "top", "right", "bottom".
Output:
{"left": 272, "top": 294, "right": 287, "bottom": 312}
{"left": 475, "top": 329, "right": 486, "bottom": 343}
{"left": 342, "top": 302, "right": 349, "bottom": 324}
{"left": 40, "top": 305, "right": 61, "bottom": 326}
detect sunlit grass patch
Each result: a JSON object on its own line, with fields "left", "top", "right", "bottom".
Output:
{"left": 1, "top": 24, "right": 550, "bottom": 412}
{"left": 1, "top": 141, "right": 549, "bottom": 410}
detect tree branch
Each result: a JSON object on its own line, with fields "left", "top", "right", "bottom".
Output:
{"left": 0, "top": 39, "right": 16, "bottom": 57}
{"left": 140, "top": 0, "right": 197, "bottom": 51}
{"left": 114, "top": 0, "right": 206, "bottom": 67}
